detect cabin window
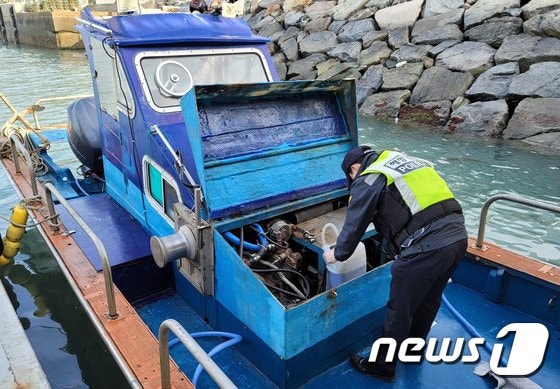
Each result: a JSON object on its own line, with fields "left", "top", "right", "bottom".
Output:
{"left": 144, "top": 158, "right": 182, "bottom": 222}
{"left": 135, "top": 48, "right": 273, "bottom": 113}
{"left": 148, "top": 164, "right": 164, "bottom": 206}
{"left": 90, "top": 39, "right": 135, "bottom": 119}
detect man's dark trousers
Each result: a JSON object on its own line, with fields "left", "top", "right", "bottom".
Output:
{"left": 377, "top": 238, "right": 468, "bottom": 371}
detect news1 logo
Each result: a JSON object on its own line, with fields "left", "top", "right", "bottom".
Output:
{"left": 369, "top": 323, "right": 549, "bottom": 376}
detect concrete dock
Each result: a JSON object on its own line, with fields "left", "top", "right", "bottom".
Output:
{"left": 1, "top": 279, "right": 50, "bottom": 388}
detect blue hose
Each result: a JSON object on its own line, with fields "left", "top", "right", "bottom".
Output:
{"left": 74, "top": 178, "right": 90, "bottom": 196}
{"left": 169, "top": 331, "right": 242, "bottom": 387}
{"left": 442, "top": 293, "right": 508, "bottom": 367}
{"left": 223, "top": 223, "right": 267, "bottom": 252}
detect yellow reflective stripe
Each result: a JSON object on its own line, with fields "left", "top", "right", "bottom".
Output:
{"left": 362, "top": 150, "right": 394, "bottom": 184}
{"left": 402, "top": 167, "right": 454, "bottom": 210}
{"left": 393, "top": 172, "right": 422, "bottom": 212}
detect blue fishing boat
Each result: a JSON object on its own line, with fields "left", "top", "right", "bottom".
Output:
{"left": 1, "top": 6, "right": 559, "bottom": 389}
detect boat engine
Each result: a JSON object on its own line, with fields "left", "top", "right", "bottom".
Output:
{"left": 225, "top": 219, "right": 319, "bottom": 307}
{"left": 67, "top": 96, "right": 103, "bottom": 177}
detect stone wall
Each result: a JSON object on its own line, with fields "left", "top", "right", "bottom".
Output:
{"left": 0, "top": 8, "right": 83, "bottom": 49}
{"left": 0, "top": 4, "right": 19, "bottom": 46}
{"left": 246, "top": 0, "right": 560, "bottom": 150}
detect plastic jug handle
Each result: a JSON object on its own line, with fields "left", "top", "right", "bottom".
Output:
{"left": 321, "top": 223, "right": 339, "bottom": 247}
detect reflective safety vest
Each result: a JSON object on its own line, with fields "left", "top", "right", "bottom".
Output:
{"left": 360, "top": 150, "right": 462, "bottom": 252}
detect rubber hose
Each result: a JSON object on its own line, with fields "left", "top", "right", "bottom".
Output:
{"left": 169, "top": 331, "right": 242, "bottom": 387}
{"left": 442, "top": 293, "right": 508, "bottom": 367}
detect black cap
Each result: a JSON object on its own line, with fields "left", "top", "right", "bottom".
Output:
{"left": 341, "top": 145, "right": 373, "bottom": 174}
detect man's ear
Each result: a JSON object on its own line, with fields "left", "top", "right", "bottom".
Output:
{"left": 350, "top": 163, "right": 360, "bottom": 179}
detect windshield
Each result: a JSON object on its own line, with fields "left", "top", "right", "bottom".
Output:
{"left": 137, "top": 48, "right": 272, "bottom": 112}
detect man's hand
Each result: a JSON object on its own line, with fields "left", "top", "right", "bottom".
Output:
{"left": 323, "top": 249, "right": 337, "bottom": 264}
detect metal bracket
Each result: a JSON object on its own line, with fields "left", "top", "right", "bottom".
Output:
{"left": 174, "top": 201, "right": 214, "bottom": 297}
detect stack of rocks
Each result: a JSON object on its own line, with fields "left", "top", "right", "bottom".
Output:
{"left": 246, "top": 0, "right": 560, "bottom": 150}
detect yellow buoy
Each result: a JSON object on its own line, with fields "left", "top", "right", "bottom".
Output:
{"left": 0, "top": 203, "right": 29, "bottom": 266}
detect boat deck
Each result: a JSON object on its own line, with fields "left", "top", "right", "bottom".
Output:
{"left": 0, "top": 150, "right": 192, "bottom": 388}
{"left": 0, "top": 279, "right": 50, "bottom": 388}
{"left": 135, "top": 281, "right": 559, "bottom": 388}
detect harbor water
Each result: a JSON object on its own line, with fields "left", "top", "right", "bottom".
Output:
{"left": 1, "top": 45, "right": 559, "bottom": 387}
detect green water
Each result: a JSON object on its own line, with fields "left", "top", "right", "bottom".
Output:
{"left": 1, "top": 46, "right": 128, "bottom": 388}
{"left": 1, "top": 45, "right": 559, "bottom": 387}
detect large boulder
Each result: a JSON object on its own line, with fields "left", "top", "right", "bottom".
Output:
{"left": 523, "top": 9, "right": 560, "bottom": 38}
{"left": 521, "top": 132, "right": 560, "bottom": 150}
{"left": 337, "top": 18, "right": 376, "bottom": 43}
{"left": 463, "top": 16, "right": 523, "bottom": 48}
{"left": 299, "top": 31, "right": 338, "bottom": 55}
{"left": 465, "top": 62, "right": 519, "bottom": 101}
{"left": 356, "top": 64, "right": 385, "bottom": 106}
{"left": 399, "top": 100, "right": 452, "bottom": 126}
{"left": 304, "top": 1, "right": 336, "bottom": 20}
{"left": 316, "top": 62, "right": 358, "bottom": 80}
{"left": 287, "top": 53, "right": 327, "bottom": 77}
{"left": 388, "top": 26, "right": 411, "bottom": 50}
{"left": 503, "top": 98, "right": 560, "bottom": 150}
{"left": 428, "top": 40, "right": 461, "bottom": 58}
{"left": 412, "top": 24, "right": 464, "bottom": 45}
{"left": 495, "top": 34, "right": 560, "bottom": 71}
{"left": 279, "top": 36, "right": 300, "bottom": 62}
{"left": 521, "top": 0, "right": 560, "bottom": 19}
{"left": 381, "top": 63, "right": 425, "bottom": 91}
{"left": 258, "top": 20, "right": 285, "bottom": 38}
{"left": 446, "top": 100, "right": 509, "bottom": 136}
{"left": 359, "top": 90, "right": 412, "bottom": 119}
{"left": 284, "top": 11, "right": 306, "bottom": 27}
{"left": 328, "top": 41, "right": 363, "bottom": 62}
{"left": 508, "top": 61, "right": 560, "bottom": 99}
{"left": 272, "top": 53, "right": 287, "bottom": 80}
{"left": 387, "top": 43, "right": 433, "bottom": 67}
{"left": 332, "top": 0, "right": 369, "bottom": 21}
{"left": 358, "top": 41, "right": 393, "bottom": 66}
{"left": 422, "top": 0, "right": 465, "bottom": 18}
{"left": 464, "top": 0, "right": 520, "bottom": 30}
{"left": 363, "top": 30, "right": 389, "bottom": 48}
{"left": 410, "top": 66, "right": 474, "bottom": 104}
{"left": 411, "top": 9, "right": 464, "bottom": 37}
{"left": 375, "top": 0, "right": 425, "bottom": 29}
{"left": 304, "top": 17, "right": 333, "bottom": 33}
{"left": 435, "top": 41, "right": 496, "bottom": 76}
{"left": 328, "top": 20, "right": 347, "bottom": 34}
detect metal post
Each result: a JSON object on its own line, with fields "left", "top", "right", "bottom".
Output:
{"left": 43, "top": 183, "right": 119, "bottom": 319}
{"left": 158, "top": 319, "right": 236, "bottom": 389}
{"left": 9, "top": 134, "right": 38, "bottom": 196}
{"left": 476, "top": 194, "right": 560, "bottom": 249}
{"left": 195, "top": 187, "right": 202, "bottom": 228}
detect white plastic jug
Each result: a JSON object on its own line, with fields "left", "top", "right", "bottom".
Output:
{"left": 321, "top": 223, "right": 366, "bottom": 289}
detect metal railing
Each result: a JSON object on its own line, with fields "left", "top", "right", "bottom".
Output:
{"left": 158, "top": 319, "right": 236, "bottom": 389}
{"left": 43, "top": 182, "right": 118, "bottom": 319}
{"left": 30, "top": 94, "right": 92, "bottom": 129}
{"left": 9, "top": 134, "right": 38, "bottom": 196}
{"left": 476, "top": 194, "right": 560, "bottom": 249}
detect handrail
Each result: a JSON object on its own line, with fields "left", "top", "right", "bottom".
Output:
{"left": 158, "top": 319, "right": 237, "bottom": 389}
{"left": 31, "top": 94, "right": 93, "bottom": 129}
{"left": 9, "top": 134, "right": 38, "bottom": 196}
{"left": 476, "top": 194, "right": 560, "bottom": 249}
{"left": 43, "top": 182, "right": 118, "bottom": 319}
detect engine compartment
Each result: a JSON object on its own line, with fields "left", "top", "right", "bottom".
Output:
{"left": 221, "top": 199, "right": 389, "bottom": 307}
